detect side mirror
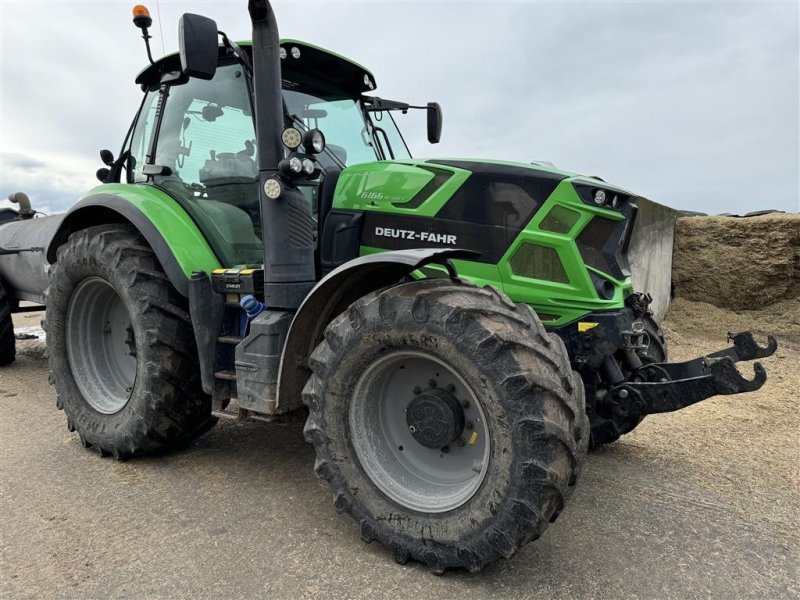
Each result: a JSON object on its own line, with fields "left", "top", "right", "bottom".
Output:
{"left": 427, "top": 102, "right": 443, "bottom": 144}
{"left": 178, "top": 13, "right": 218, "bottom": 80}
{"left": 96, "top": 167, "right": 111, "bottom": 183}
{"left": 100, "top": 149, "right": 114, "bottom": 166}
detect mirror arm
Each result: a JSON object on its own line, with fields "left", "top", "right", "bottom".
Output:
{"left": 219, "top": 31, "right": 253, "bottom": 76}
{"left": 363, "top": 96, "right": 410, "bottom": 113}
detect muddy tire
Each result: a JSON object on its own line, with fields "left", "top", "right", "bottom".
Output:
{"left": 588, "top": 315, "right": 667, "bottom": 448}
{"left": 47, "top": 224, "right": 214, "bottom": 458}
{"left": 0, "top": 279, "right": 15, "bottom": 366}
{"left": 303, "top": 278, "right": 589, "bottom": 573}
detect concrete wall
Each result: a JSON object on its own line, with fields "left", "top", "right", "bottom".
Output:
{"left": 627, "top": 198, "right": 681, "bottom": 321}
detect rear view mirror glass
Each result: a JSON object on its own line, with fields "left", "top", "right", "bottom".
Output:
{"left": 427, "top": 102, "right": 443, "bottom": 144}
{"left": 178, "top": 13, "right": 219, "bottom": 80}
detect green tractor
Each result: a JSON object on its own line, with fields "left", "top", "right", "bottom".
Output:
{"left": 0, "top": 1, "right": 777, "bottom": 573}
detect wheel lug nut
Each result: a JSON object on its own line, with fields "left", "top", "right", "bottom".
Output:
{"left": 429, "top": 379, "right": 437, "bottom": 388}
{"left": 462, "top": 400, "right": 470, "bottom": 409}
{"left": 441, "top": 445, "right": 450, "bottom": 453}
{"left": 456, "top": 438, "right": 465, "bottom": 447}
{"left": 409, "top": 425, "right": 416, "bottom": 433}
{"left": 447, "top": 384, "right": 455, "bottom": 393}
{"left": 413, "top": 386, "right": 421, "bottom": 395}
{"left": 465, "top": 421, "right": 474, "bottom": 430}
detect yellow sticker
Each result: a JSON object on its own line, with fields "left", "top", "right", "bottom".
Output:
{"left": 468, "top": 431, "right": 479, "bottom": 445}
{"left": 578, "top": 322, "right": 599, "bottom": 332}
{"left": 212, "top": 268, "right": 227, "bottom": 274}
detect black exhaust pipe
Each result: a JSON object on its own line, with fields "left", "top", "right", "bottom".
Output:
{"left": 248, "top": 0, "right": 315, "bottom": 309}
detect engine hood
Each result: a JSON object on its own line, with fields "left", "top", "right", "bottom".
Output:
{"left": 331, "top": 158, "right": 633, "bottom": 216}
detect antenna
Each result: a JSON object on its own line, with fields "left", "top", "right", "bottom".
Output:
{"left": 132, "top": 5, "right": 156, "bottom": 65}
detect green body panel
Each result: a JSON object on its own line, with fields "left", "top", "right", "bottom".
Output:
{"left": 334, "top": 161, "right": 471, "bottom": 216}
{"left": 335, "top": 159, "right": 635, "bottom": 327}
{"left": 497, "top": 179, "right": 633, "bottom": 326}
{"left": 82, "top": 184, "right": 221, "bottom": 277}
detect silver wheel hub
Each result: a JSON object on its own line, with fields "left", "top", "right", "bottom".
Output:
{"left": 66, "top": 278, "right": 137, "bottom": 414}
{"left": 349, "top": 351, "right": 490, "bottom": 513}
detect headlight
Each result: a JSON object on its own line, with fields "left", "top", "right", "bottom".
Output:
{"left": 290, "top": 46, "right": 301, "bottom": 59}
{"left": 279, "top": 156, "right": 304, "bottom": 175}
{"left": 264, "top": 177, "right": 283, "bottom": 199}
{"left": 281, "top": 127, "right": 302, "bottom": 150}
{"left": 302, "top": 129, "right": 326, "bottom": 154}
{"left": 593, "top": 189, "right": 607, "bottom": 205}
{"left": 302, "top": 158, "right": 316, "bottom": 176}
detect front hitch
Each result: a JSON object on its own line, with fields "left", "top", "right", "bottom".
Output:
{"left": 604, "top": 331, "right": 777, "bottom": 418}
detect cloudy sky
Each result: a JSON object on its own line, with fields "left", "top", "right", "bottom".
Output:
{"left": 1, "top": 0, "right": 798, "bottom": 215}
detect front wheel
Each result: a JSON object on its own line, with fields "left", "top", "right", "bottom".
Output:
{"left": 303, "top": 279, "right": 589, "bottom": 573}
{"left": 47, "top": 224, "right": 214, "bottom": 458}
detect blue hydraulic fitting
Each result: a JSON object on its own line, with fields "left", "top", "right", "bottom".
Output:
{"left": 240, "top": 294, "right": 266, "bottom": 319}
{"left": 239, "top": 295, "right": 266, "bottom": 335}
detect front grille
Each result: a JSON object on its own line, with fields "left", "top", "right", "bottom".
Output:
{"left": 576, "top": 202, "right": 637, "bottom": 280}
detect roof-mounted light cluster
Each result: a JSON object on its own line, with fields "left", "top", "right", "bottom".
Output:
{"left": 279, "top": 46, "right": 302, "bottom": 60}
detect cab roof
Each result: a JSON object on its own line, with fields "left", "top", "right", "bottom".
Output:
{"left": 135, "top": 39, "right": 376, "bottom": 96}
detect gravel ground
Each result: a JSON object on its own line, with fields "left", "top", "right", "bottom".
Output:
{"left": 1, "top": 304, "right": 798, "bottom": 599}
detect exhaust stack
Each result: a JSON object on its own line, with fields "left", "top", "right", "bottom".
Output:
{"left": 248, "top": 0, "right": 316, "bottom": 309}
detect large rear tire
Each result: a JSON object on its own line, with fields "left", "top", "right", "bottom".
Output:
{"left": 303, "top": 279, "right": 589, "bottom": 573}
{"left": 0, "top": 279, "right": 15, "bottom": 366}
{"left": 588, "top": 314, "right": 667, "bottom": 448}
{"left": 47, "top": 224, "right": 214, "bottom": 458}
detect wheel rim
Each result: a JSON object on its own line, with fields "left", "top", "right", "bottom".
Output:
{"left": 349, "top": 351, "right": 490, "bottom": 513}
{"left": 66, "top": 277, "right": 137, "bottom": 414}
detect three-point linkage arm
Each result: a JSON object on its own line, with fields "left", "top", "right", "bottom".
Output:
{"left": 604, "top": 331, "right": 778, "bottom": 418}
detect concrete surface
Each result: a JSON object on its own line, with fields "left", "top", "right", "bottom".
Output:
{"left": 1, "top": 309, "right": 798, "bottom": 599}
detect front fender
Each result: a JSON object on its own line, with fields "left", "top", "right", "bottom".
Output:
{"left": 47, "top": 185, "right": 220, "bottom": 296}
{"left": 275, "top": 248, "right": 477, "bottom": 412}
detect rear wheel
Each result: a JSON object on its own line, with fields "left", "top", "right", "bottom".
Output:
{"left": 0, "top": 279, "right": 15, "bottom": 366}
{"left": 303, "top": 279, "right": 589, "bottom": 573}
{"left": 588, "top": 314, "right": 667, "bottom": 448}
{"left": 47, "top": 224, "right": 214, "bottom": 458}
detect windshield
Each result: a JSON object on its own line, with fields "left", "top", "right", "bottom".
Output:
{"left": 130, "top": 60, "right": 414, "bottom": 268}
{"left": 283, "top": 87, "right": 411, "bottom": 168}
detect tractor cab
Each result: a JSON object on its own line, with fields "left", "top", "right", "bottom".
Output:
{"left": 121, "top": 39, "right": 424, "bottom": 269}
